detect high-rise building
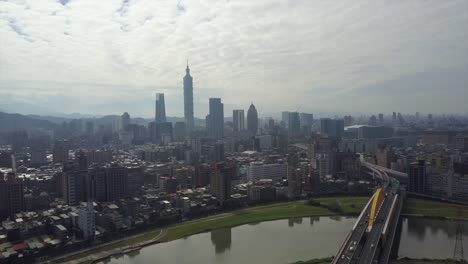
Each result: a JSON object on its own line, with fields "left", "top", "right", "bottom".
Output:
{"left": 183, "top": 62, "right": 194, "bottom": 134}
{"left": 121, "top": 112, "right": 130, "bottom": 131}
{"left": 369, "top": 115, "right": 377, "bottom": 126}
{"left": 78, "top": 201, "right": 95, "bottom": 239}
{"left": 85, "top": 121, "right": 95, "bottom": 135}
{"left": 174, "top": 122, "right": 186, "bottom": 142}
{"left": 207, "top": 98, "right": 224, "bottom": 139}
{"left": 300, "top": 113, "right": 314, "bottom": 127}
{"left": 53, "top": 140, "right": 69, "bottom": 164}
{"left": 155, "top": 93, "right": 167, "bottom": 123}
{"left": 247, "top": 162, "right": 287, "bottom": 182}
{"left": 319, "top": 118, "right": 344, "bottom": 138}
{"left": 378, "top": 113, "right": 384, "bottom": 124}
{"left": 232, "top": 110, "right": 245, "bottom": 132}
{"left": 247, "top": 103, "right": 258, "bottom": 136}
{"left": 408, "top": 160, "right": 426, "bottom": 194}
{"left": 288, "top": 112, "right": 301, "bottom": 135}
{"left": 89, "top": 164, "right": 128, "bottom": 202}
{"left": 63, "top": 164, "right": 87, "bottom": 205}
{"left": 0, "top": 173, "right": 25, "bottom": 218}
{"left": 210, "top": 162, "right": 234, "bottom": 203}
{"left": 281, "top": 111, "right": 290, "bottom": 128}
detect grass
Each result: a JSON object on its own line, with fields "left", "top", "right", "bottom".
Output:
{"left": 165, "top": 197, "right": 370, "bottom": 241}
{"left": 53, "top": 228, "right": 161, "bottom": 263}
{"left": 403, "top": 198, "right": 468, "bottom": 220}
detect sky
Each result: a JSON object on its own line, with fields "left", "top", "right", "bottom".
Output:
{"left": 0, "top": 0, "right": 467, "bottom": 118}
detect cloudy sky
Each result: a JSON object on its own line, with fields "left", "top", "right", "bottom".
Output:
{"left": 0, "top": 0, "right": 467, "bottom": 118}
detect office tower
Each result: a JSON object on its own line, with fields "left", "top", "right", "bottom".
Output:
{"left": 282, "top": 111, "right": 290, "bottom": 128}
{"left": 53, "top": 140, "right": 69, "bottom": 164}
{"left": 174, "top": 122, "right": 186, "bottom": 141}
{"left": 155, "top": 93, "right": 167, "bottom": 123}
{"left": 232, "top": 110, "right": 245, "bottom": 132}
{"left": 288, "top": 112, "right": 300, "bottom": 135}
{"left": 247, "top": 103, "right": 259, "bottom": 136}
{"left": 210, "top": 162, "right": 234, "bottom": 203}
{"left": 207, "top": 98, "right": 224, "bottom": 139}
{"left": 392, "top": 112, "right": 397, "bottom": 123}
{"left": 319, "top": 118, "right": 344, "bottom": 138}
{"left": 378, "top": 113, "right": 384, "bottom": 124}
{"left": 408, "top": 160, "right": 426, "bottom": 194}
{"left": 183, "top": 62, "right": 194, "bottom": 134}
{"left": 121, "top": 112, "right": 130, "bottom": 131}
{"left": 89, "top": 164, "right": 128, "bottom": 202}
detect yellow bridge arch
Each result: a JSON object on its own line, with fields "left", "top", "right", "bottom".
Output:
{"left": 368, "top": 188, "right": 385, "bottom": 230}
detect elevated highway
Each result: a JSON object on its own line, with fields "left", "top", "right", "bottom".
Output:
{"left": 333, "top": 163, "right": 405, "bottom": 264}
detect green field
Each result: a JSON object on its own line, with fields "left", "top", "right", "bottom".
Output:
{"left": 403, "top": 198, "right": 468, "bottom": 220}
{"left": 165, "top": 197, "right": 369, "bottom": 241}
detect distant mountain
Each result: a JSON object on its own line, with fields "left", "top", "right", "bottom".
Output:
{"left": 1, "top": 111, "right": 208, "bottom": 131}
{"left": 0, "top": 112, "right": 58, "bottom": 132}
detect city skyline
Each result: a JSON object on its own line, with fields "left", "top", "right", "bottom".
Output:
{"left": 1, "top": 0, "right": 467, "bottom": 117}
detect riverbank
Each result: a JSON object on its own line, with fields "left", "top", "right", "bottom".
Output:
{"left": 402, "top": 198, "right": 468, "bottom": 220}
{"left": 165, "top": 196, "right": 368, "bottom": 241}
{"left": 56, "top": 196, "right": 468, "bottom": 264}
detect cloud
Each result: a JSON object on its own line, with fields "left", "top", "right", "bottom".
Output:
{"left": 0, "top": 0, "right": 467, "bottom": 117}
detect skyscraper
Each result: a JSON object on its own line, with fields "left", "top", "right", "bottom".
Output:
{"left": 247, "top": 103, "right": 258, "bottom": 136}
{"left": 121, "top": 112, "right": 130, "bottom": 131}
{"left": 288, "top": 112, "right": 300, "bottom": 135}
{"left": 155, "top": 93, "right": 166, "bottom": 123}
{"left": 183, "top": 62, "right": 194, "bottom": 134}
{"left": 207, "top": 98, "right": 224, "bottom": 139}
{"left": 232, "top": 110, "right": 245, "bottom": 132}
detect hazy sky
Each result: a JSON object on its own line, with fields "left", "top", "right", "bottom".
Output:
{"left": 1, "top": 0, "right": 467, "bottom": 118}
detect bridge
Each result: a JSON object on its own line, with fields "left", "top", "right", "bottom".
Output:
{"left": 333, "top": 163, "right": 407, "bottom": 264}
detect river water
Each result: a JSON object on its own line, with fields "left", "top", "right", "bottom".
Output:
{"left": 100, "top": 217, "right": 468, "bottom": 264}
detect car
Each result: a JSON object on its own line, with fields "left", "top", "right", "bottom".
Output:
{"left": 349, "top": 246, "right": 354, "bottom": 251}
{"left": 341, "top": 255, "right": 345, "bottom": 259}
{"left": 370, "top": 243, "right": 374, "bottom": 248}
{"left": 353, "top": 241, "right": 357, "bottom": 245}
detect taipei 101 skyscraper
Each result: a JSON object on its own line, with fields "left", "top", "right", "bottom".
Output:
{"left": 183, "top": 61, "right": 194, "bottom": 135}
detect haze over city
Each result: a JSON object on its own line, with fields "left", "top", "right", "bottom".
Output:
{"left": 1, "top": 0, "right": 467, "bottom": 117}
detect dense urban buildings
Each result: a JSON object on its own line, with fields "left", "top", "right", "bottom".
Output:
{"left": 0, "top": 63, "right": 467, "bottom": 263}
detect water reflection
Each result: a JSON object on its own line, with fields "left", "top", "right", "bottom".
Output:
{"left": 398, "top": 217, "right": 468, "bottom": 259}
{"left": 96, "top": 216, "right": 463, "bottom": 264}
{"left": 310, "top": 216, "right": 320, "bottom": 226}
{"left": 288, "top": 217, "right": 303, "bottom": 226}
{"left": 211, "top": 228, "right": 232, "bottom": 254}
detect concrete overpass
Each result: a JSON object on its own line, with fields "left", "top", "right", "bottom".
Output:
{"left": 333, "top": 163, "right": 405, "bottom": 264}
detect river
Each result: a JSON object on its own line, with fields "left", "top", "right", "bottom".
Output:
{"left": 99, "top": 216, "right": 468, "bottom": 264}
